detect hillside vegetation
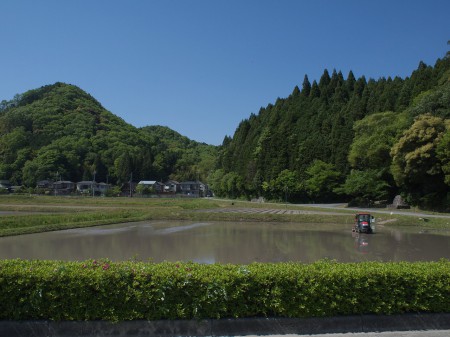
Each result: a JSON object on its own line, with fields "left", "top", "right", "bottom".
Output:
{"left": 211, "top": 54, "right": 450, "bottom": 210}
{"left": 0, "top": 83, "right": 217, "bottom": 186}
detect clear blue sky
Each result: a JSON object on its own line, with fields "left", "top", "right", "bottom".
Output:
{"left": 1, "top": 0, "right": 449, "bottom": 145}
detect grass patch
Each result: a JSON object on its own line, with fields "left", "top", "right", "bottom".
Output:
{"left": 0, "top": 209, "right": 149, "bottom": 237}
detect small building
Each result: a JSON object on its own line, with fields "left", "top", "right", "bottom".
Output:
{"left": 121, "top": 182, "right": 137, "bottom": 197}
{"left": 76, "top": 181, "right": 110, "bottom": 196}
{"left": 52, "top": 181, "right": 75, "bottom": 195}
{"left": 0, "top": 180, "right": 12, "bottom": 193}
{"left": 164, "top": 180, "right": 180, "bottom": 193}
{"left": 36, "top": 180, "right": 54, "bottom": 194}
{"left": 179, "top": 181, "right": 207, "bottom": 197}
{"left": 96, "top": 182, "right": 110, "bottom": 195}
{"left": 37, "top": 180, "right": 53, "bottom": 189}
{"left": 76, "top": 181, "right": 96, "bottom": 194}
{"left": 137, "top": 180, "right": 164, "bottom": 194}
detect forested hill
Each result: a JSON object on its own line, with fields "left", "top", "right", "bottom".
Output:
{"left": 0, "top": 82, "right": 217, "bottom": 186}
{"left": 211, "top": 55, "right": 450, "bottom": 210}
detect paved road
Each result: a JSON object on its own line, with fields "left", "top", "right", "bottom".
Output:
{"left": 3, "top": 315, "right": 449, "bottom": 337}
{"left": 244, "top": 331, "right": 450, "bottom": 337}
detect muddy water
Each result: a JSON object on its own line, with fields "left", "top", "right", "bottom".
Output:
{"left": 0, "top": 221, "right": 448, "bottom": 263}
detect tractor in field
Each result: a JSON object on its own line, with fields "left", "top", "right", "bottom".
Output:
{"left": 352, "top": 213, "right": 375, "bottom": 234}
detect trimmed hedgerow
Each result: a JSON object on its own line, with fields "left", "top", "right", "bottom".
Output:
{"left": 0, "top": 259, "right": 448, "bottom": 321}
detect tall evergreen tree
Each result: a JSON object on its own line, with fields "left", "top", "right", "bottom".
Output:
{"left": 301, "top": 75, "right": 311, "bottom": 97}
{"left": 310, "top": 80, "right": 320, "bottom": 98}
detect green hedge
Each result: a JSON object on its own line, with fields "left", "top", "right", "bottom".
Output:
{"left": 0, "top": 259, "right": 448, "bottom": 321}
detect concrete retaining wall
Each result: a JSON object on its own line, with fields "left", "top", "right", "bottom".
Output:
{"left": 1, "top": 313, "right": 449, "bottom": 337}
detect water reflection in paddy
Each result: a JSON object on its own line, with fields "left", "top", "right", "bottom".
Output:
{"left": 0, "top": 221, "right": 448, "bottom": 263}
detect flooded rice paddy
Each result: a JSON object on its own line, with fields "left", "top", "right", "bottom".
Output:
{"left": 0, "top": 221, "right": 448, "bottom": 263}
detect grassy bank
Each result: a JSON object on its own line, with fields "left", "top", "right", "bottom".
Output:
{"left": 0, "top": 195, "right": 449, "bottom": 236}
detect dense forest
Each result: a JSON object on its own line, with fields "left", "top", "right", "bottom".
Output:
{"left": 210, "top": 52, "right": 450, "bottom": 210}
{"left": 0, "top": 83, "right": 217, "bottom": 187}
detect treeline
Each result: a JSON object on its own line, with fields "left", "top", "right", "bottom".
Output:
{"left": 211, "top": 55, "right": 450, "bottom": 210}
{"left": 0, "top": 83, "right": 217, "bottom": 187}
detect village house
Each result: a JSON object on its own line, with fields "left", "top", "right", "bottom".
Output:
{"left": 52, "top": 180, "right": 75, "bottom": 195}
{"left": 0, "top": 180, "right": 12, "bottom": 193}
{"left": 137, "top": 180, "right": 164, "bottom": 194}
{"left": 9, "top": 177, "right": 212, "bottom": 198}
{"left": 179, "top": 181, "right": 208, "bottom": 197}
{"left": 121, "top": 181, "right": 137, "bottom": 197}
{"left": 76, "top": 181, "right": 94, "bottom": 194}
{"left": 96, "top": 182, "right": 110, "bottom": 195}
{"left": 163, "top": 180, "right": 180, "bottom": 193}
{"left": 36, "top": 180, "right": 53, "bottom": 189}
{"left": 76, "top": 181, "right": 111, "bottom": 196}
{"left": 35, "top": 180, "right": 54, "bottom": 194}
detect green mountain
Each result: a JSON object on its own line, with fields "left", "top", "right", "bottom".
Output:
{"left": 0, "top": 82, "right": 217, "bottom": 187}
{"left": 211, "top": 55, "right": 450, "bottom": 210}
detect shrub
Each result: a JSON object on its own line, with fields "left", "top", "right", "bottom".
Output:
{"left": 0, "top": 259, "right": 448, "bottom": 321}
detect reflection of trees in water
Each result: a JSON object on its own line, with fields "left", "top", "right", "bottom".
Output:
{"left": 385, "top": 229, "right": 440, "bottom": 261}
{"left": 300, "top": 231, "right": 357, "bottom": 262}
{"left": 263, "top": 228, "right": 358, "bottom": 263}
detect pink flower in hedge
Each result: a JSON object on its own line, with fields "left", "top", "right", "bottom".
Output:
{"left": 102, "top": 263, "right": 110, "bottom": 270}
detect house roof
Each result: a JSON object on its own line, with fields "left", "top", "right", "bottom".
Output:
{"left": 138, "top": 180, "right": 161, "bottom": 185}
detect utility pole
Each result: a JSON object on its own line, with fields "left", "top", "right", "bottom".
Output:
{"left": 285, "top": 186, "right": 288, "bottom": 209}
{"left": 129, "top": 172, "right": 133, "bottom": 198}
{"left": 92, "top": 170, "right": 96, "bottom": 197}
{"left": 54, "top": 171, "right": 59, "bottom": 197}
